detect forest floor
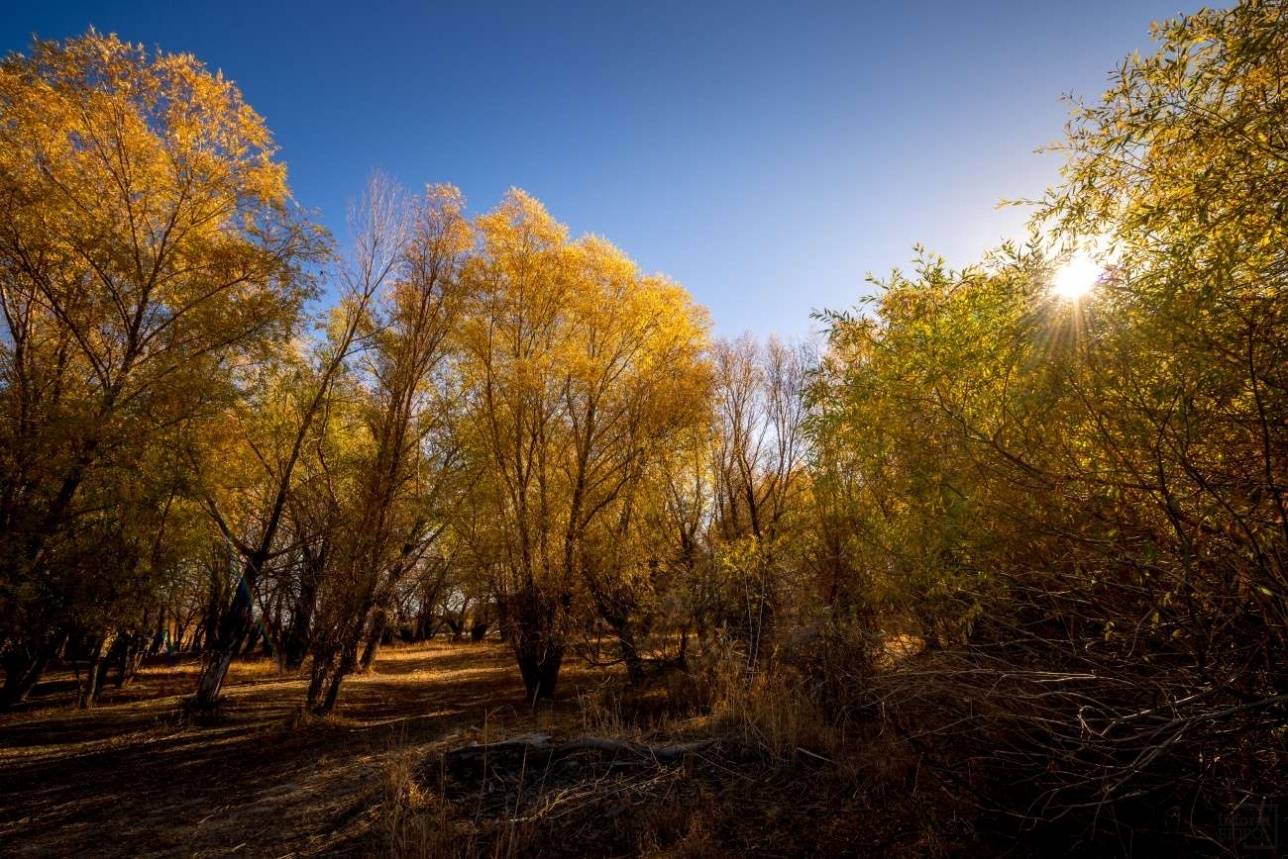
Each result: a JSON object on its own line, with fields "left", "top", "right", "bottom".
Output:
{"left": 0, "top": 641, "right": 612, "bottom": 858}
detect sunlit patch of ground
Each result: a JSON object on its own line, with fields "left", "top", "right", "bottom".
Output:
{"left": 881, "top": 633, "right": 925, "bottom": 665}
{"left": 0, "top": 640, "right": 599, "bottom": 857}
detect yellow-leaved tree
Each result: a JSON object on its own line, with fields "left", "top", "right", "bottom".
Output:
{"left": 457, "top": 191, "right": 710, "bottom": 701}
{"left": 0, "top": 31, "right": 322, "bottom": 707}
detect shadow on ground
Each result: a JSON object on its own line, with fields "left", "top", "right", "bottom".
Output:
{"left": 0, "top": 641, "right": 596, "bottom": 857}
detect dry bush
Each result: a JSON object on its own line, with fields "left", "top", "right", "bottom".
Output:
{"left": 575, "top": 651, "right": 719, "bottom": 733}
{"left": 689, "top": 621, "right": 883, "bottom": 762}
{"left": 576, "top": 632, "right": 844, "bottom": 762}
{"left": 381, "top": 751, "right": 518, "bottom": 859}
{"left": 372, "top": 631, "right": 981, "bottom": 858}
{"left": 387, "top": 729, "right": 945, "bottom": 858}
{"left": 858, "top": 641, "right": 1288, "bottom": 855}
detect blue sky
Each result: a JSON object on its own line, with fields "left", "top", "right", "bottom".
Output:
{"left": 2, "top": 1, "right": 1187, "bottom": 337}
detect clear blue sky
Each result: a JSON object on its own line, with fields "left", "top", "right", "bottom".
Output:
{"left": 2, "top": 1, "right": 1188, "bottom": 337}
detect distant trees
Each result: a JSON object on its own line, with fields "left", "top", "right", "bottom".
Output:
{"left": 0, "top": 30, "right": 828, "bottom": 721}
{"left": 707, "top": 337, "right": 810, "bottom": 671}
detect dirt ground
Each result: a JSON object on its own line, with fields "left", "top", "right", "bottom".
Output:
{"left": 0, "top": 641, "right": 607, "bottom": 858}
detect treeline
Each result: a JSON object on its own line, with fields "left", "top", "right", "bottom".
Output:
{"left": 2, "top": 2, "right": 1286, "bottom": 849}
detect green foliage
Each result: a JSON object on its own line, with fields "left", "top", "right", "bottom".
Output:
{"left": 809, "top": 1, "right": 1287, "bottom": 841}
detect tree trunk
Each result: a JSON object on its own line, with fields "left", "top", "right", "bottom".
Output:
{"left": 507, "top": 588, "right": 566, "bottom": 703}
{"left": 283, "top": 579, "right": 317, "bottom": 671}
{"left": 117, "top": 631, "right": 147, "bottom": 687}
{"left": 616, "top": 623, "right": 645, "bottom": 684}
{"left": 193, "top": 569, "right": 255, "bottom": 708}
{"left": 305, "top": 651, "right": 331, "bottom": 714}
{"left": 515, "top": 647, "right": 564, "bottom": 703}
{"left": 0, "top": 639, "right": 55, "bottom": 710}
{"left": 77, "top": 633, "right": 117, "bottom": 708}
{"left": 358, "top": 606, "right": 388, "bottom": 672}
{"left": 306, "top": 643, "right": 357, "bottom": 716}
{"left": 321, "top": 647, "right": 355, "bottom": 714}
{"left": 496, "top": 596, "right": 512, "bottom": 642}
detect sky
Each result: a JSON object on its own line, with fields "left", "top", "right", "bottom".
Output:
{"left": 1, "top": 1, "right": 1189, "bottom": 338}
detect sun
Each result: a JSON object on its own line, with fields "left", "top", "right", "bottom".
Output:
{"left": 1051, "top": 252, "right": 1102, "bottom": 302}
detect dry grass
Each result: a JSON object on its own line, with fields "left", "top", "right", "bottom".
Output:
{"left": 1, "top": 637, "right": 981, "bottom": 857}
{"left": 380, "top": 750, "right": 466, "bottom": 858}
{"left": 708, "top": 668, "right": 837, "bottom": 763}
{"left": 369, "top": 636, "right": 981, "bottom": 859}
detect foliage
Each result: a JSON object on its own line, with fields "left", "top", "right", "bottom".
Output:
{"left": 809, "top": 1, "right": 1288, "bottom": 846}
{"left": 0, "top": 31, "right": 320, "bottom": 705}
{"left": 3, "top": 8, "right": 1285, "bottom": 852}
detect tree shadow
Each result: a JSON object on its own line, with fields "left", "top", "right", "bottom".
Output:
{"left": 0, "top": 641, "right": 565, "bottom": 857}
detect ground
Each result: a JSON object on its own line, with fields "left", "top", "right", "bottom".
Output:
{"left": 0, "top": 641, "right": 607, "bottom": 858}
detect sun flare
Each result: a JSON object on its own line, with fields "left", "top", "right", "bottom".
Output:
{"left": 1051, "top": 252, "right": 1102, "bottom": 302}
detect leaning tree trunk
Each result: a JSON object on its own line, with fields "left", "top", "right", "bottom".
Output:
{"left": 308, "top": 585, "right": 381, "bottom": 715}
{"left": 193, "top": 567, "right": 256, "bottom": 708}
{"left": 320, "top": 645, "right": 357, "bottom": 714}
{"left": 193, "top": 301, "right": 365, "bottom": 707}
{"left": 77, "top": 632, "right": 117, "bottom": 709}
{"left": 116, "top": 630, "right": 148, "bottom": 688}
{"left": 0, "top": 636, "right": 58, "bottom": 710}
{"left": 305, "top": 647, "right": 335, "bottom": 714}
{"left": 306, "top": 640, "right": 360, "bottom": 716}
{"left": 358, "top": 605, "right": 389, "bottom": 673}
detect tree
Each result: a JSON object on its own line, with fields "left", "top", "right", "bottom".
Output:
{"left": 457, "top": 191, "right": 710, "bottom": 701}
{"left": 190, "top": 174, "right": 398, "bottom": 708}
{"left": 0, "top": 31, "right": 320, "bottom": 708}
{"left": 806, "top": 2, "right": 1288, "bottom": 834}
{"left": 1038, "top": 0, "right": 1288, "bottom": 647}
{"left": 303, "top": 182, "right": 470, "bottom": 715}
{"left": 708, "top": 336, "right": 810, "bottom": 670}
